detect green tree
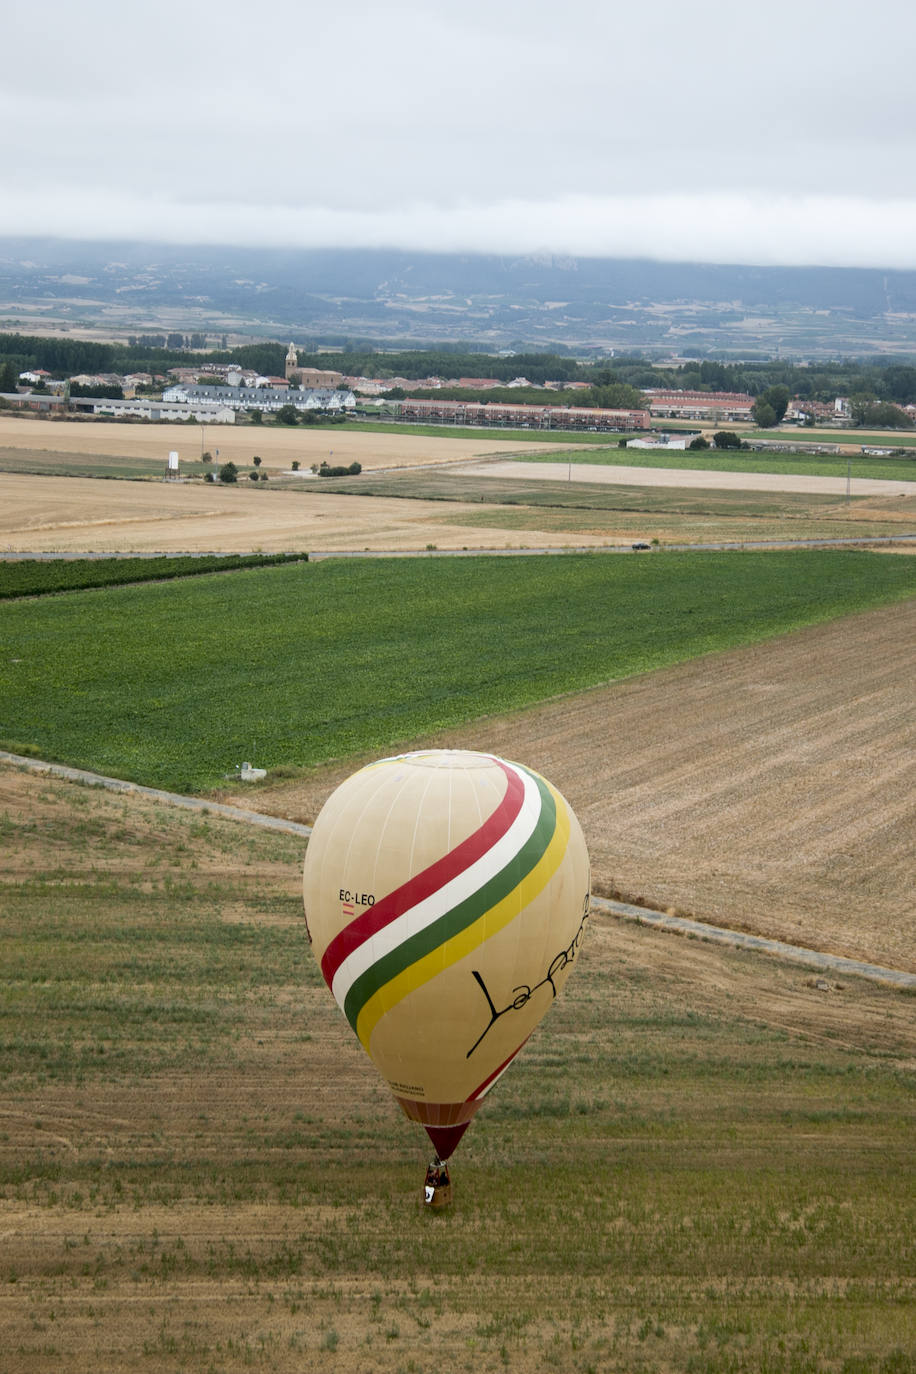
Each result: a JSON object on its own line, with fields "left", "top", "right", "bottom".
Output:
{"left": 69, "top": 382, "right": 123, "bottom": 400}
{"left": 580, "top": 382, "right": 645, "bottom": 411}
{"left": 876, "top": 366, "right": 916, "bottom": 404}
{"left": 275, "top": 404, "right": 299, "bottom": 425}
{"left": 252, "top": 455, "right": 261, "bottom": 467}
{"left": 688, "top": 436, "right": 709, "bottom": 450}
{"left": 218, "top": 462, "right": 238, "bottom": 484}
{"left": 752, "top": 385, "right": 789, "bottom": 426}
{"left": 850, "top": 395, "right": 914, "bottom": 429}
{"left": 712, "top": 431, "right": 743, "bottom": 449}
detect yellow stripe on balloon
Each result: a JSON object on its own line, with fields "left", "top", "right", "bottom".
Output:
{"left": 356, "top": 782, "right": 572, "bottom": 1052}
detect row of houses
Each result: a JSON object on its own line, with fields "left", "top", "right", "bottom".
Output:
{"left": 394, "top": 398, "right": 651, "bottom": 430}
{"left": 643, "top": 390, "right": 755, "bottom": 421}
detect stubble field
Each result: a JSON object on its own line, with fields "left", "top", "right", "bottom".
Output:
{"left": 1, "top": 763, "right": 913, "bottom": 1374}
{"left": 0, "top": 472, "right": 619, "bottom": 554}
{"left": 0, "top": 415, "right": 544, "bottom": 471}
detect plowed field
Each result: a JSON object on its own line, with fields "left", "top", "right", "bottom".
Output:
{"left": 216, "top": 598, "right": 916, "bottom": 974}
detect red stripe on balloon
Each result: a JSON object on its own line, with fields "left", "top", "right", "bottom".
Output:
{"left": 320, "top": 756, "right": 523, "bottom": 988}
{"left": 469, "top": 1035, "right": 531, "bottom": 1101}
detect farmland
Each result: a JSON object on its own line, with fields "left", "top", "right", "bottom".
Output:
{"left": 2, "top": 550, "right": 914, "bottom": 793}
{"left": 325, "top": 467, "right": 916, "bottom": 547}
{"left": 0, "top": 471, "right": 630, "bottom": 555}
{"left": 2, "top": 414, "right": 916, "bottom": 553}
{"left": 0, "top": 414, "right": 547, "bottom": 474}
{"left": 521, "top": 445, "right": 916, "bottom": 485}
{"left": 1, "top": 763, "right": 913, "bottom": 1374}
{"left": 2, "top": 410, "right": 914, "bottom": 1374}
{"left": 0, "top": 553, "right": 308, "bottom": 600}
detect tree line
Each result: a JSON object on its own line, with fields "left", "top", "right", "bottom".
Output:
{"left": 3, "top": 331, "right": 916, "bottom": 421}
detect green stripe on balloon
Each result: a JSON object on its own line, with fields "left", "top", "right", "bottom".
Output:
{"left": 342, "top": 770, "right": 558, "bottom": 1035}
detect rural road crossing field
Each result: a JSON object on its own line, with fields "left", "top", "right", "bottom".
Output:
{"left": 3, "top": 750, "right": 913, "bottom": 992}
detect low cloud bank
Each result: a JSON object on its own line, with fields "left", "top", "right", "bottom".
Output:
{"left": 4, "top": 190, "right": 916, "bottom": 270}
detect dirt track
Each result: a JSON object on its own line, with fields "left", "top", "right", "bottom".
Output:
{"left": 467, "top": 458, "right": 916, "bottom": 497}
{"left": 217, "top": 599, "right": 916, "bottom": 975}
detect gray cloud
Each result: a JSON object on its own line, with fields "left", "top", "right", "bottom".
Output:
{"left": 4, "top": 0, "right": 915, "bottom": 265}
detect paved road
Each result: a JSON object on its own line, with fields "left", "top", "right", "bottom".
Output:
{"left": 3, "top": 750, "right": 913, "bottom": 991}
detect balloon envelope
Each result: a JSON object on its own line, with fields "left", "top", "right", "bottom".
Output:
{"left": 303, "top": 750, "right": 590, "bottom": 1158}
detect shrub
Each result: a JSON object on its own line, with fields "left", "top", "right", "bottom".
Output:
{"left": 318, "top": 462, "right": 362, "bottom": 477}
{"left": 218, "top": 462, "right": 239, "bottom": 483}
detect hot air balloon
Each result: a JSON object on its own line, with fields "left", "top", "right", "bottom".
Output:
{"left": 303, "top": 749, "right": 590, "bottom": 1204}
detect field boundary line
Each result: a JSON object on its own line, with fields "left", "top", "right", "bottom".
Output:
{"left": 0, "top": 750, "right": 312, "bottom": 837}
{"left": 3, "top": 750, "right": 913, "bottom": 991}
{"left": 589, "top": 895, "right": 915, "bottom": 990}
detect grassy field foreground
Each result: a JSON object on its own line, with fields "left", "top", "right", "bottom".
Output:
{"left": 2, "top": 551, "right": 915, "bottom": 792}
{"left": 0, "top": 766, "right": 913, "bottom": 1374}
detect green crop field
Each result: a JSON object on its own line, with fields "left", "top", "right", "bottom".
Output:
{"left": 1, "top": 773, "right": 913, "bottom": 1372}
{"left": 1, "top": 551, "right": 914, "bottom": 792}
{"left": 0, "top": 552, "right": 308, "bottom": 600}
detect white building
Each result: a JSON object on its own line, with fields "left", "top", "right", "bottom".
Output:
{"left": 68, "top": 396, "right": 236, "bottom": 423}
{"left": 163, "top": 384, "right": 356, "bottom": 413}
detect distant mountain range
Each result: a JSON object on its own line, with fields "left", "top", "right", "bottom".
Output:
{"left": 2, "top": 237, "right": 916, "bottom": 359}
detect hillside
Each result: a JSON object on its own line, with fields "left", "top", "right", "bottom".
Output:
{"left": 5, "top": 239, "right": 916, "bottom": 355}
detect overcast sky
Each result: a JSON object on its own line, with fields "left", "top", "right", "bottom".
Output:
{"left": 4, "top": 0, "right": 916, "bottom": 267}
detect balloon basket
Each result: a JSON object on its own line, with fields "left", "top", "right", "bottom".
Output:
{"left": 423, "top": 1159, "right": 452, "bottom": 1210}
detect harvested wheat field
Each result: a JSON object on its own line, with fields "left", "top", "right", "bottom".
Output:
{"left": 0, "top": 472, "right": 617, "bottom": 553}
{"left": 0, "top": 414, "right": 541, "bottom": 470}
{"left": 217, "top": 598, "right": 916, "bottom": 975}
{"left": 1, "top": 758, "right": 914, "bottom": 1374}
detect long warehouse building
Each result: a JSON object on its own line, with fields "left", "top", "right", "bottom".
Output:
{"left": 396, "top": 397, "right": 651, "bottom": 430}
